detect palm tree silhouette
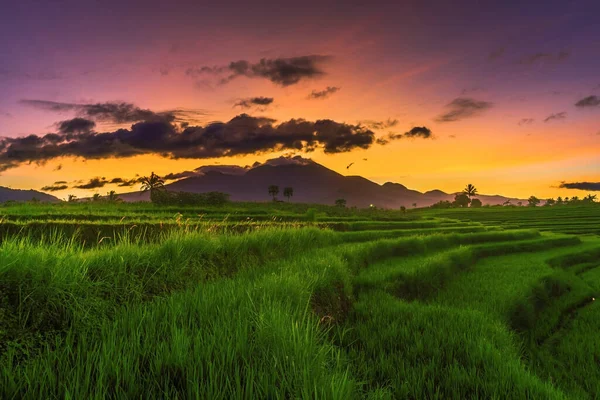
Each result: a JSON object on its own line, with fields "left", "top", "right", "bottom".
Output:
{"left": 283, "top": 187, "right": 294, "bottom": 202}
{"left": 107, "top": 190, "right": 121, "bottom": 202}
{"left": 140, "top": 172, "right": 165, "bottom": 200}
{"left": 67, "top": 194, "right": 77, "bottom": 203}
{"left": 268, "top": 185, "right": 279, "bottom": 201}
{"left": 463, "top": 184, "right": 478, "bottom": 199}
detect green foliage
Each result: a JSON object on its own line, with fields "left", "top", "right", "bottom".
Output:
{"left": 528, "top": 195, "right": 541, "bottom": 207}
{"left": 335, "top": 198, "right": 347, "bottom": 208}
{"left": 0, "top": 201, "right": 599, "bottom": 397}
{"left": 470, "top": 198, "right": 482, "bottom": 208}
{"left": 453, "top": 192, "right": 471, "bottom": 208}
{"left": 151, "top": 190, "right": 230, "bottom": 206}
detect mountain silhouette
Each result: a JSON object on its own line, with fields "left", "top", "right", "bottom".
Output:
{"left": 0, "top": 186, "right": 60, "bottom": 203}
{"left": 117, "top": 156, "right": 526, "bottom": 207}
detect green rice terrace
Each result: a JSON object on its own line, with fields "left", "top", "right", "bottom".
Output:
{"left": 1, "top": 201, "right": 599, "bottom": 398}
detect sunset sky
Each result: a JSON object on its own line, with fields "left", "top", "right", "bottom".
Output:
{"left": 0, "top": 0, "right": 599, "bottom": 200}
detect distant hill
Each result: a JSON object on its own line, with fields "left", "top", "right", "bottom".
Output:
{"left": 0, "top": 186, "right": 60, "bottom": 203}
{"left": 116, "top": 156, "right": 526, "bottom": 208}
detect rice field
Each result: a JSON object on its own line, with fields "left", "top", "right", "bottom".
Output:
{"left": 0, "top": 201, "right": 599, "bottom": 398}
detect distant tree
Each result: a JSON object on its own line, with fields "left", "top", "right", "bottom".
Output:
{"left": 107, "top": 190, "right": 121, "bottom": 202}
{"left": 517, "top": 201, "right": 523, "bottom": 207}
{"left": 92, "top": 193, "right": 102, "bottom": 202}
{"left": 470, "top": 198, "right": 483, "bottom": 208}
{"left": 583, "top": 194, "right": 597, "bottom": 204}
{"left": 412, "top": 203, "right": 417, "bottom": 208}
{"left": 283, "top": 187, "right": 294, "bottom": 202}
{"left": 140, "top": 172, "right": 165, "bottom": 202}
{"left": 545, "top": 198, "right": 555, "bottom": 206}
{"left": 527, "top": 196, "right": 541, "bottom": 207}
{"left": 453, "top": 193, "right": 470, "bottom": 208}
{"left": 67, "top": 194, "right": 77, "bottom": 203}
{"left": 556, "top": 196, "right": 564, "bottom": 205}
{"left": 564, "top": 197, "right": 570, "bottom": 203}
{"left": 463, "top": 184, "right": 478, "bottom": 199}
{"left": 30, "top": 197, "right": 40, "bottom": 204}
{"left": 268, "top": 185, "right": 279, "bottom": 201}
{"left": 503, "top": 200, "right": 512, "bottom": 206}
{"left": 335, "top": 198, "right": 347, "bottom": 208}
{"left": 400, "top": 205, "right": 406, "bottom": 213}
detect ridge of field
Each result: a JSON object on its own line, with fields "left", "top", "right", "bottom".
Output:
{"left": 0, "top": 201, "right": 599, "bottom": 398}
{"left": 423, "top": 206, "right": 600, "bottom": 235}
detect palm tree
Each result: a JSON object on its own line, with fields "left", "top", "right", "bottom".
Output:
{"left": 67, "top": 194, "right": 77, "bottom": 203}
{"left": 140, "top": 172, "right": 165, "bottom": 201}
{"left": 268, "top": 185, "right": 279, "bottom": 201}
{"left": 92, "top": 193, "right": 102, "bottom": 202}
{"left": 463, "top": 184, "right": 478, "bottom": 199}
{"left": 283, "top": 187, "right": 294, "bottom": 202}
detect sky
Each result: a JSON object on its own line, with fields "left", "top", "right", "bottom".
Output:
{"left": 0, "top": 0, "right": 599, "bottom": 200}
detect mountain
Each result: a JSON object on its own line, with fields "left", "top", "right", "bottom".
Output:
{"left": 0, "top": 186, "right": 60, "bottom": 203}
{"left": 116, "top": 156, "right": 526, "bottom": 208}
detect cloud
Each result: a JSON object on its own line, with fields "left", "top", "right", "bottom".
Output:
{"left": 435, "top": 98, "right": 493, "bottom": 122}
{"left": 108, "top": 177, "right": 142, "bottom": 187}
{"left": 575, "top": 95, "right": 600, "bottom": 108}
{"left": 234, "top": 96, "right": 274, "bottom": 109}
{"left": 0, "top": 113, "right": 388, "bottom": 171}
{"left": 519, "top": 51, "right": 570, "bottom": 65}
{"left": 518, "top": 118, "right": 534, "bottom": 126}
{"left": 20, "top": 100, "right": 207, "bottom": 125}
{"left": 559, "top": 181, "right": 600, "bottom": 191}
{"left": 57, "top": 118, "right": 96, "bottom": 134}
{"left": 376, "top": 126, "right": 433, "bottom": 145}
{"left": 360, "top": 119, "right": 399, "bottom": 130}
{"left": 544, "top": 112, "right": 567, "bottom": 122}
{"left": 186, "top": 55, "right": 332, "bottom": 86}
{"left": 0, "top": 111, "right": 12, "bottom": 118}
{"left": 74, "top": 177, "right": 109, "bottom": 189}
{"left": 307, "top": 86, "right": 340, "bottom": 99}
{"left": 41, "top": 184, "right": 68, "bottom": 192}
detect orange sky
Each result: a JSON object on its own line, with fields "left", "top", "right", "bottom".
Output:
{"left": 1, "top": 1, "right": 599, "bottom": 200}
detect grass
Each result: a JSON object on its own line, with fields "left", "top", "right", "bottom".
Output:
{"left": 1, "top": 201, "right": 600, "bottom": 397}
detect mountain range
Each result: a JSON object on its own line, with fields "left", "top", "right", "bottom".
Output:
{"left": 117, "top": 156, "right": 526, "bottom": 208}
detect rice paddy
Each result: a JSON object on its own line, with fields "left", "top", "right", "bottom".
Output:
{"left": 0, "top": 201, "right": 599, "bottom": 398}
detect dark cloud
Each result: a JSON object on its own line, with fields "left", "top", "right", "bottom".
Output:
{"left": 0, "top": 114, "right": 385, "bottom": 171}
{"left": 108, "top": 177, "right": 142, "bottom": 187}
{"left": 234, "top": 96, "right": 274, "bottom": 109}
{"left": 435, "top": 98, "right": 493, "bottom": 122}
{"left": 186, "top": 55, "right": 332, "bottom": 86}
{"left": 57, "top": 118, "right": 96, "bottom": 134}
{"left": 360, "top": 119, "right": 399, "bottom": 130}
{"left": 307, "top": 86, "right": 340, "bottom": 99}
{"left": 74, "top": 177, "right": 109, "bottom": 189}
{"left": 488, "top": 47, "right": 505, "bottom": 61}
{"left": 41, "top": 184, "right": 68, "bottom": 192}
{"left": 53, "top": 164, "right": 63, "bottom": 171}
{"left": 544, "top": 112, "right": 567, "bottom": 122}
{"left": 518, "top": 118, "right": 534, "bottom": 126}
{"left": 54, "top": 180, "right": 67, "bottom": 184}
{"left": 559, "top": 182, "right": 600, "bottom": 191}
{"left": 519, "top": 51, "right": 570, "bottom": 65}
{"left": 20, "top": 100, "right": 207, "bottom": 125}
{"left": 376, "top": 126, "right": 433, "bottom": 145}
{"left": 575, "top": 95, "right": 600, "bottom": 108}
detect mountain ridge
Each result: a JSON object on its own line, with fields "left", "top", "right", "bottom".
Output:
{"left": 114, "top": 156, "right": 527, "bottom": 208}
